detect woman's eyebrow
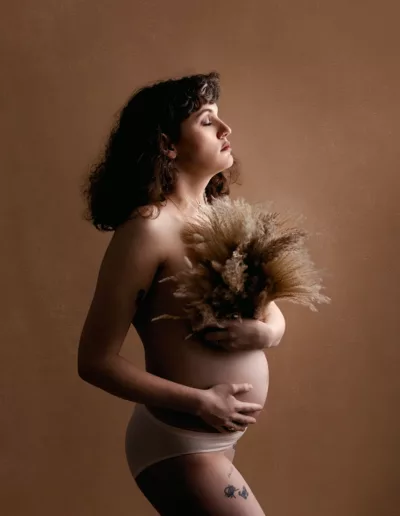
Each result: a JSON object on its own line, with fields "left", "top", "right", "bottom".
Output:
{"left": 196, "top": 107, "right": 218, "bottom": 118}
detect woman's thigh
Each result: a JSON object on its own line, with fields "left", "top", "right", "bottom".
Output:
{"left": 136, "top": 450, "right": 265, "bottom": 516}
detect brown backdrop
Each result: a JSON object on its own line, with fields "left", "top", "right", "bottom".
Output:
{"left": 1, "top": 1, "right": 399, "bottom": 515}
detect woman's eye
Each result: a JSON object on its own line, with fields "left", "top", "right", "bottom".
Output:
{"left": 202, "top": 119, "right": 212, "bottom": 126}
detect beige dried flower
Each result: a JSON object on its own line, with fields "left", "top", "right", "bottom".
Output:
{"left": 152, "top": 196, "right": 330, "bottom": 339}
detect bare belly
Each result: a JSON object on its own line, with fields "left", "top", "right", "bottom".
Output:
{"left": 138, "top": 321, "right": 269, "bottom": 432}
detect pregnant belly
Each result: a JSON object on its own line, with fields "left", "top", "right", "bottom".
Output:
{"left": 145, "top": 342, "right": 269, "bottom": 432}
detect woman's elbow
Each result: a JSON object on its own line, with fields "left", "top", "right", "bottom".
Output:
{"left": 77, "top": 353, "right": 106, "bottom": 382}
{"left": 77, "top": 360, "right": 97, "bottom": 382}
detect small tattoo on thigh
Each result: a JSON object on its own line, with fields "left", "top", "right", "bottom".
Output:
{"left": 224, "top": 484, "right": 249, "bottom": 500}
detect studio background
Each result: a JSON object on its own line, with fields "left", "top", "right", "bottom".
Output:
{"left": 1, "top": 1, "right": 399, "bottom": 515}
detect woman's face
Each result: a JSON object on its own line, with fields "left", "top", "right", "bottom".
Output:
{"left": 172, "top": 103, "right": 233, "bottom": 176}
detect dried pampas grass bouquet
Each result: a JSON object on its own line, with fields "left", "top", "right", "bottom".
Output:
{"left": 152, "top": 196, "right": 330, "bottom": 340}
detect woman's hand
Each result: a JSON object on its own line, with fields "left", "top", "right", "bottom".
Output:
{"left": 197, "top": 383, "right": 263, "bottom": 433}
{"left": 202, "top": 319, "right": 274, "bottom": 351}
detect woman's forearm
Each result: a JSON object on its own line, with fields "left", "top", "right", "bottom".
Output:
{"left": 78, "top": 355, "right": 203, "bottom": 414}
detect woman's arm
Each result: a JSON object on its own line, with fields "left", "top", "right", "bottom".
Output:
{"left": 78, "top": 216, "right": 201, "bottom": 414}
{"left": 79, "top": 354, "right": 203, "bottom": 414}
{"left": 203, "top": 302, "right": 286, "bottom": 351}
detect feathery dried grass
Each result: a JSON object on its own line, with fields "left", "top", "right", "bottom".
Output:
{"left": 152, "top": 196, "right": 330, "bottom": 338}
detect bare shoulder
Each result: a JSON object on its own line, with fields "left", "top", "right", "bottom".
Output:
{"left": 108, "top": 205, "right": 173, "bottom": 260}
{"left": 110, "top": 207, "right": 165, "bottom": 246}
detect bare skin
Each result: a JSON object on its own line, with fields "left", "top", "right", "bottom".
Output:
{"left": 79, "top": 204, "right": 268, "bottom": 514}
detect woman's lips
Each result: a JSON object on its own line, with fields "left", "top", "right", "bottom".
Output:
{"left": 221, "top": 144, "right": 231, "bottom": 151}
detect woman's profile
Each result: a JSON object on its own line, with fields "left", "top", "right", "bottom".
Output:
{"left": 78, "top": 72, "right": 286, "bottom": 515}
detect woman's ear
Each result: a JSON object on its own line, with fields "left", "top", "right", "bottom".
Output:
{"left": 160, "top": 133, "right": 177, "bottom": 159}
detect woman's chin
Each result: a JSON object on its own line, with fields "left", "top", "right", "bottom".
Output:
{"left": 203, "top": 155, "right": 234, "bottom": 176}
{"left": 218, "top": 154, "right": 234, "bottom": 171}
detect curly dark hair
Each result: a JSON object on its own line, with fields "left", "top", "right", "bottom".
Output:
{"left": 82, "top": 71, "right": 241, "bottom": 231}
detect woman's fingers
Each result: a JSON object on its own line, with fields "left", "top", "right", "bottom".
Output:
{"left": 236, "top": 401, "right": 263, "bottom": 413}
{"left": 230, "top": 383, "right": 253, "bottom": 395}
{"left": 232, "top": 414, "right": 257, "bottom": 425}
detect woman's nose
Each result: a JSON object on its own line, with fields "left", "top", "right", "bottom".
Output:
{"left": 219, "top": 121, "right": 232, "bottom": 138}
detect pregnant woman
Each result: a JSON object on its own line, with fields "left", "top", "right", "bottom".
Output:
{"left": 78, "top": 71, "right": 286, "bottom": 515}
